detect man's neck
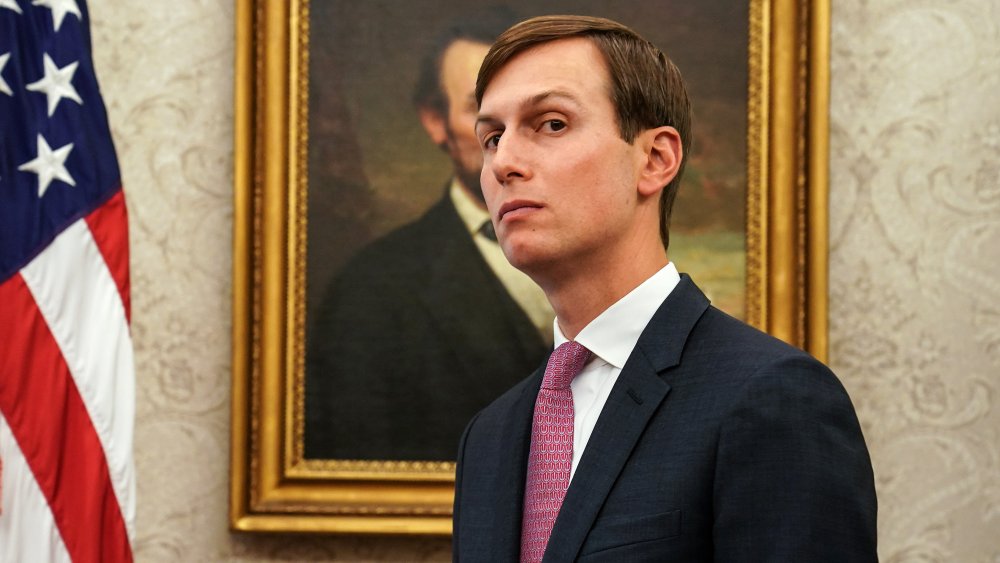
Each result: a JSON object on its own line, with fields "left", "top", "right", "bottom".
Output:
{"left": 544, "top": 251, "right": 668, "bottom": 340}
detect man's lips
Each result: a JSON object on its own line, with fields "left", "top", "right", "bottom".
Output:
{"left": 498, "top": 200, "right": 543, "bottom": 221}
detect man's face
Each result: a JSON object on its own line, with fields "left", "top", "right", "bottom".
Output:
{"left": 476, "top": 38, "right": 647, "bottom": 277}
{"left": 438, "top": 39, "right": 491, "bottom": 199}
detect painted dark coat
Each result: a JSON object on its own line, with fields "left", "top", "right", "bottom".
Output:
{"left": 306, "top": 194, "right": 548, "bottom": 461}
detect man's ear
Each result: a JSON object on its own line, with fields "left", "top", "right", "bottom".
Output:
{"left": 418, "top": 106, "right": 449, "bottom": 147}
{"left": 637, "top": 126, "right": 683, "bottom": 198}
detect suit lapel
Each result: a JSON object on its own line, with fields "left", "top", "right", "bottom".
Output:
{"left": 542, "top": 353, "right": 669, "bottom": 562}
{"left": 542, "top": 276, "right": 710, "bottom": 562}
{"left": 491, "top": 365, "right": 545, "bottom": 560}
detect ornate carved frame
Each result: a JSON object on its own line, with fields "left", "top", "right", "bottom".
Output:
{"left": 230, "top": 0, "right": 831, "bottom": 535}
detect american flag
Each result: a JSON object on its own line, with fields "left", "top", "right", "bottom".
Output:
{"left": 0, "top": 0, "right": 135, "bottom": 561}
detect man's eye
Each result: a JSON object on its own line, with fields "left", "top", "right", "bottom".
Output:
{"left": 484, "top": 133, "right": 501, "bottom": 149}
{"left": 543, "top": 119, "right": 566, "bottom": 132}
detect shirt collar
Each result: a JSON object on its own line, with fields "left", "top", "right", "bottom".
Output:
{"left": 553, "top": 262, "right": 681, "bottom": 369}
{"left": 449, "top": 178, "right": 490, "bottom": 235}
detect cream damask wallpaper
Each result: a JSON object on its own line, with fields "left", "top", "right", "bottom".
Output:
{"left": 828, "top": 2, "right": 1000, "bottom": 561}
{"left": 86, "top": 0, "right": 998, "bottom": 560}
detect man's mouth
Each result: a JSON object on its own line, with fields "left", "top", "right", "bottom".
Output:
{"left": 498, "top": 200, "right": 542, "bottom": 221}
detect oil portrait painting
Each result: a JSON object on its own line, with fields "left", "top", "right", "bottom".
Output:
{"left": 231, "top": 0, "right": 828, "bottom": 534}
{"left": 303, "top": 0, "right": 747, "bottom": 464}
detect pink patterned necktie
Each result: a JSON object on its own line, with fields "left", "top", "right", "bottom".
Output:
{"left": 520, "top": 340, "right": 592, "bottom": 563}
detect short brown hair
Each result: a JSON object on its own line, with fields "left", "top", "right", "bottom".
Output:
{"left": 476, "top": 15, "right": 692, "bottom": 250}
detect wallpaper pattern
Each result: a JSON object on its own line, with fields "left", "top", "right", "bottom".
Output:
{"left": 86, "top": 0, "right": 998, "bottom": 560}
{"left": 828, "top": 1, "right": 1000, "bottom": 561}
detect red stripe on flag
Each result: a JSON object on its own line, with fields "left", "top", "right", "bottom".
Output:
{"left": 0, "top": 275, "right": 133, "bottom": 563}
{"left": 84, "top": 188, "right": 131, "bottom": 323}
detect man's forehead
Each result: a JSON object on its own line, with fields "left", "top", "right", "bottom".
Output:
{"left": 477, "top": 40, "right": 610, "bottom": 123}
{"left": 479, "top": 38, "right": 606, "bottom": 98}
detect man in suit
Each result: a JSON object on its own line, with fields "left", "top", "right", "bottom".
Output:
{"left": 306, "top": 12, "right": 553, "bottom": 461}
{"left": 453, "top": 15, "right": 877, "bottom": 561}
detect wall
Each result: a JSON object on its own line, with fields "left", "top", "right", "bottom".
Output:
{"left": 87, "top": 0, "right": 998, "bottom": 560}
{"left": 829, "top": 2, "right": 1000, "bottom": 560}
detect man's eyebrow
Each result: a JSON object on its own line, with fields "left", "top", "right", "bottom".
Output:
{"left": 525, "top": 89, "right": 582, "bottom": 108}
{"left": 475, "top": 115, "right": 501, "bottom": 131}
{"left": 476, "top": 89, "right": 582, "bottom": 130}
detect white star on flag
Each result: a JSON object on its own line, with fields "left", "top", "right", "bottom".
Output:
{"left": 26, "top": 53, "right": 83, "bottom": 116}
{"left": 0, "top": 53, "right": 12, "bottom": 96}
{"left": 18, "top": 134, "right": 76, "bottom": 197}
{"left": 32, "top": 0, "right": 80, "bottom": 31}
{"left": 0, "top": 0, "right": 22, "bottom": 14}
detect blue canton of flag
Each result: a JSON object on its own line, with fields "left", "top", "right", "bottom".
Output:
{"left": 0, "top": 0, "right": 120, "bottom": 277}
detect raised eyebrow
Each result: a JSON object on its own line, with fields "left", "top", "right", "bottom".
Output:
{"left": 476, "top": 90, "right": 581, "bottom": 132}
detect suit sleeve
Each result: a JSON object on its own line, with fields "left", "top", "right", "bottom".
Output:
{"left": 712, "top": 355, "right": 878, "bottom": 562}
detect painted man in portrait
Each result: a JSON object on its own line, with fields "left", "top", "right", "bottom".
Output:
{"left": 305, "top": 10, "right": 553, "bottom": 461}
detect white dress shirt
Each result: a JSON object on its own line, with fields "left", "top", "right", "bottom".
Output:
{"left": 552, "top": 262, "right": 681, "bottom": 480}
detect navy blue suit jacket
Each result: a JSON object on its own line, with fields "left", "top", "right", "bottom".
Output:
{"left": 453, "top": 276, "right": 877, "bottom": 562}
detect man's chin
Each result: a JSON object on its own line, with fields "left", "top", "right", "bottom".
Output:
{"left": 499, "top": 239, "right": 555, "bottom": 280}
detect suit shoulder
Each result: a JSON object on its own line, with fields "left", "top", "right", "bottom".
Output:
{"left": 692, "top": 305, "right": 817, "bottom": 366}
{"left": 665, "top": 304, "right": 850, "bottom": 404}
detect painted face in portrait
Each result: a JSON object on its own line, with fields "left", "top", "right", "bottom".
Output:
{"left": 419, "top": 39, "right": 491, "bottom": 204}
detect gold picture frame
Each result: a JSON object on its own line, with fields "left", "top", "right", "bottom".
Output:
{"left": 230, "top": 0, "right": 830, "bottom": 535}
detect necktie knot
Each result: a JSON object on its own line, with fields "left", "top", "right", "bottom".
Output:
{"left": 541, "top": 340, "right": 591, "bottom": 390}
{"left": 478, "top": 219, "right": 498, "bottom": 242}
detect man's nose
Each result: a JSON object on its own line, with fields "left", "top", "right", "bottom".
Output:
{"left": 488, "top": 134, "right": 529, "bottom": 185}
